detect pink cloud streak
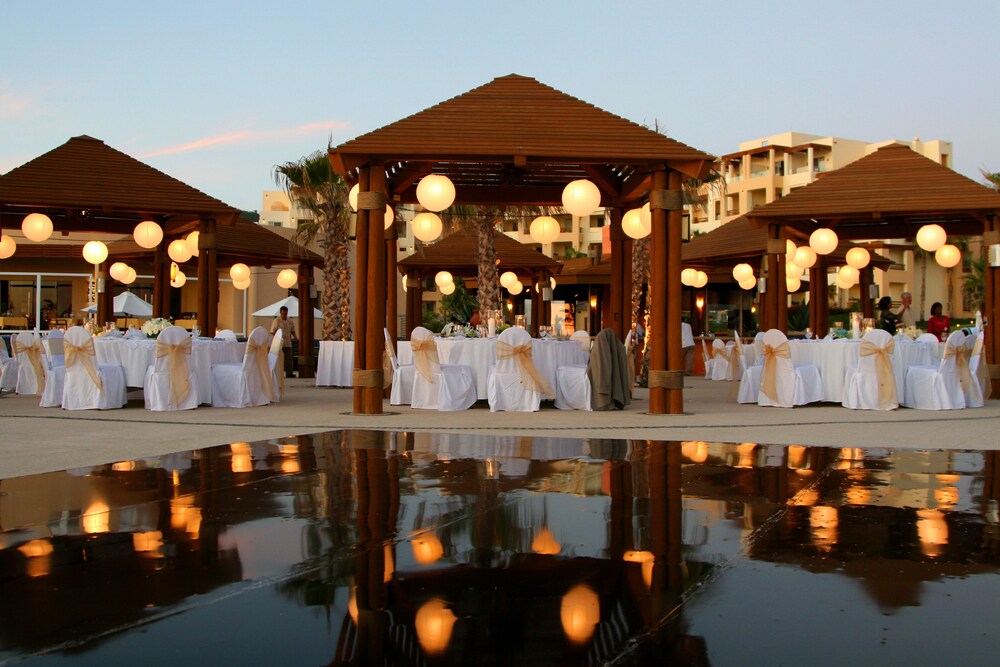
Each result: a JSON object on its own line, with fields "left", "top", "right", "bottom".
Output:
{"left": 142, "top": 120, "right": 351, "bottom": 157}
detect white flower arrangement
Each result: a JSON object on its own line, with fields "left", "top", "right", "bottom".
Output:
{"left": 141, "top": 317, "right": 173, "bottom": 338}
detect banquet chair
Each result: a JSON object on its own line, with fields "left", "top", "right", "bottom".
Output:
{"left": 916, "top": 332, "right": 941, "bottom": 345}
{"left": 587, "top": 328, "right": 631, "bottom": 411}
{"left": 45, "top": 329, "right": 66, "bottom": 368}
{"left": 570, "top": 330, "right": 591, "bottom": 352}
{"left": 757, "top": 329, "right": 824, "bottom": 408}
{"left": 216, "top": 329, "right": 237, "bottom": 341}
{"left": 965, "top": 329, "right": 989, "bottom": 408}
{"left": 0, "top": 336, "right": 18, "bottom": 392}
{"left": 624, "top": 330, "right": 635, "bottom": 394}
{"left": 842, "top": 329, "right": 898, "bottom": 411}
{"left": 409, "top": 326, "right": 477, "bottom": 411}
{"left": 488, "top": 326, "right": 552, "bottom": 412}
{"left": 211, "top": 326, "right": 274, "bottom": 408}
{"left": 385, "top": 327, "right": 415, "bottom": 405}
{"left": 143, "top": 326, "right": 199, "bottom": 411}
{"left": 700, "top": 339, "right": 715, "bottom": 379}
{"left": 14, "top": 332, "right": 47, "bottom": 396}
{"left": 901, "top": 330, "right": 967, "bottom": 410}
{"left": 709, "top": 339, "right": 736, "bottom": 381}
{"left": 268, "top": 328, "right": 284, "bottom": 402}
{"left": 61, "top": 326, "right": 128, "bottom": 410}
{"left": 735, "top": 336, "right": 761, "bottom": 403}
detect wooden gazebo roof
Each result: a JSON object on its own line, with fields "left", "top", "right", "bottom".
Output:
{"left": 397, "top": 229, "right": 560, "bottom": 277}
{"left": 330, "top": 74, "right": 714, "bottom": 206}
{"left": 745, "top": 144, "right": 1000, "bottom": 239}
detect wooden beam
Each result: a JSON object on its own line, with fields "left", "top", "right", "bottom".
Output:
{"left": 387, "top": 161, "right": 435, "bottom": 196}
{"left": 581, "top": 165, "right": 622, "bottom": 198}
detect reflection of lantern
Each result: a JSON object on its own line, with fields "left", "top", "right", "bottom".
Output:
{"left": 277, "top": 268, "right": 297, "bottom": 289}
{"left": 22, "top": 213, "right": 53, "bottom": 242}
{"left": 794, "top": 245, "right": 817, "bottom": 268}
{"left": 122, "top": 267, "right": 137, "bottom": 285}
{"left": 531, "top": 527, "right": 561, "bottom": 555}
{"left": 412, "top": 534, "right": 444, "bottom": 564}
{"left": 680, "top": 268, "right": 698, "bottom": 286}
{"left": 82, "top": 501, "right": 111, "bottom": 534}
{"left": 416, "top": 174, "right": 456, "bottom": 212}
{"left": 168, "top": 239, "right": 192, "bottom": 263}
{"left": 845, "top": 247, "right": 870, "bottom": 269}
{"left": 229, "top": 263, "right": 250, "bottom": 282}
{"left": 809, "top": 505, "right": 838, "bottom": 552}
{"left": 681, "top": 440, "right": 709, "bottom": 463}
{"left": 623, "top": 550, "right": 655, "bottom": 588}
{"left": 935, "top": 244, "right": 961, "bottom": 268}
{"left": 508, "top": 281, "right": 523, "bottom": 295}
{"left": 560, "top": 584, "right": 600, "bottom": 644}
{"left": 916, "top": 223, "right": 946, "bottom": 252}
{"left": 561, "top": 179, "right": 601, "bottom": 217}
{"left": 439, "top": 281, "right": 456, "bottom": 295}
{"left": 499, "top": 271, "right": 518, "bottom": 288}
{"left": 732, "top": 263, "right": 754, "bottom": 282}
{"left": 411, "top": 212, "right": 443, "bottom": 242}
{"left": 109, "top": 261, "right": 129, "bottom": 281}
{"left": 133, "top": 220, "right": 163, "bottom": 248}
{"left": 348, "top": 184, "right": 359, "bottom": 212}
{"left": 917, "top": 509, "right": 948, "bottom": 558}
{"left": 415, "top": 599, "right": 458, "bottom": 655}
{"left": 185, "top": 231, "right": 200, "bottom": 257}
{"left": 0, "top": 234, "right": 15, "bottom": 259}
{"left": 809, "top": 228, "right": 838, "bottom": 255}
{"left": 434, "top": 271, "right": 453, "bottom": 287}
{"left": 529, "top": 216, "right": 560, "bottom": 244}
{"left": 82, "top": 240, "right": 108, "bottom": 265}
{"left": 621, "top": 207, "right": 650, "bottom": 239}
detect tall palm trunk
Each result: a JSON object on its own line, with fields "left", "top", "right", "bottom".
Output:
{"left": 631, "top": 237, "right": 650, "bottom": 386}
{"left": 476, "top": 215, "right": 500, "bottom": 313}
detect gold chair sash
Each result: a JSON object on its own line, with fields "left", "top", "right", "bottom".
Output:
{"left": 860, "top": 338, "right": 896, "bottom": 409}
{"left": 247, "top": 338, "right": 275, "bottom": 400}
{"left": 760, "top": 341, "right": 791, "bottom": 403}
{"left": 496, "top": 341, "right": 554, "bottom": 398}
{"left": 382, "top": 342, "right": 393, "bottom": 389}
{"left": 943, "top": 341, "right": 974, "bottom": 397}
{"left": 411, "top": 337, "right": 439, "bottom": 382}
{"left": 13, "top": 340, "right": 46, "bottom": 395}
{"left": 276, "top": 349, "right": 286, "bottom": 397}
{"left": 64, "top": 338, "right": 103, "bottom": 394}
{"left": 726, "top": 345, "right": 739, "bottom": 382}
{"left": 971, "top": 337, "right": 992, "bottom": 400}
{"left": 155, "top": 336, "right": 192, "bottom": 406}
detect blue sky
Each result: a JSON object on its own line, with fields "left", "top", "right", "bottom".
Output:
{"left": 3, "top": 0, "right": 998, "bottom": 212}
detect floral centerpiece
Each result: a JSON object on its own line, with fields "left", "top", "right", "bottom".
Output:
{"left": 141, "top": 317, "right": 172, "bottom": 338}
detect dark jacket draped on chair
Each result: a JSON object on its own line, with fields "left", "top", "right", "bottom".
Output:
{"left": 587, "top": 328, "right": 631, "bottom": 411}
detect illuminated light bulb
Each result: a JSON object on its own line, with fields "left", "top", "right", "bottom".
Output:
{"left": 82, "top": 240, "right": 108, "bottom": 265}
{"left": 122, "top": 266, "right": 137, "bottom": 285}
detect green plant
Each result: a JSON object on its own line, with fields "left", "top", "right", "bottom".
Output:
{"left": 422, "top": 310, "right": 445, "bottom": 333}
{"left": 439, "top": 280, "right": 477, "bottom": 323}
{"left": 787, "top": 304, "right": 809, "bottom": 331}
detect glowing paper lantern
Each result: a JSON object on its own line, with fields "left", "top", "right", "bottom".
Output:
{"left": 233, "top": 277, "right": 251, "bottom": 290}
{"left": 845, "top": 247, "right": 870, "bottom": 269}
{"left": 935, "top": 244, "right": 961, "bottom": 268}
{"left": 732, "top": 263, "right": 754, "bottom": 282}
{"left": 133, "top": 220, "right": 163, "bottom": 248}
{"left": 561, "top": 179, "right": 601, "bottom": 217}
{"left": 621, "top": 208, "right": 650, "bottom": 239}
{"left": 809, "top": 228, "right": 838, "bottom": 255}
{"left": 529, "top": 216, "right": 560, "bottom": 244}
{"left": 499, "top": 271, "right": 518, "bottom": 289}
{"left": 109, "top": 262, "right": 129, "bottom": 281}
{"left": 439, "top": 281, "right": 456, "bottom": 295}
{"left": 185, "top": 231, "right": 200, "bottom": 257}
{"left": 229, "top": 262, "right": 250, "bottom": 282}
{"left": 508, "top": 281, "right": 523, "bottom": 295}
{"left": 550, "top": 276, "right": 557, "bottom": 290}
{"left": 0, "top": 234, "right": 16, "bottom": 259}
{"left": 785, "top": 261, "right": 803, "bottom": 278}
{"left": 838, "top": 265, "right": 859, "bottom": 284}
{"left": 916, "top": 224, "right": 947, "bottom": 252}
{"left": 348, "top": 184, "right": 359, "bottom": 212}
{"left": 434, "top": 271, "right": 453, "bottom": 287}
{"left": 411, "top": 212, "right": 443, "bottom": 242}
{"left": 276, "top": 268, "right": 298, "bottom": 289}
{"left": 794, "top": 246, "right": 817, "bottom": 269}
{"left": 739, "top": 276, "right": 757, "bottom": 290}
{"left": 171, "top": 271, "right": 187, "bottom": 288}
{"left": 22, "top": 213, "right": 53, "bottom": 242}
{"left": 122, "top": 267, "right": 137, "bottom": 285}
{"left": 693, "top": 270, "right": 709, "bottom": 289}
{"left": 415, "top": 174, "right": 456, "bottom": 212}
{"left": 82, "top": 240, "right": 108, "bottom": 265}
{"left": 835, "top": 274, "right": 853, "bottom": 290}
{"left": 785, "top": 239, "right": 797, "bottom": 263}
{"left": 786, "top": 275, "right": 802, "bottom": 292}
{"left": 168, "top": 239, "right": 192, "bottom": 263}
{"left": 384, "top": 204, "right": 395, "bottom": 230}
{"left": 680, "top": 268, "right": 698, "bottom": 286}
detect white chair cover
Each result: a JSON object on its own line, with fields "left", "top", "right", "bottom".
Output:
{"left": 842, "top": 329, "right": 898, "bottom": 410}
{"left": 964, "top": 330, "right": 988, "bottom": 408}
{"left": 45, "top": 329, "right": 66, "bottom": 368}
{"left": 902, "top": 330, "right": 967, "bottom": 410}
{"left": 753, "top": 332, "right": 767, "bottom": 363}
{"left": 916, "top": 333, "right": 941, "bottom": 344}
{"left": 0, "top": 336, "right": 17, "bottom": 392}
{"left": 268, "top": 328, "right": 284, "bottom": 402}
{"left": 40, "top": 363, "right": 67, "bottom": 408}
{"left": 570, "top": 330, "right": 591, "bottom": 352}
{"left": 61, "top": 326, "right": 128, "bottom": 410}
{"left": 488, "top": 327, "right": 550, "bottom": 412}
{"left": 144, "top": 326, "right": 199, "bottom": 411}
{"left": 385, "top": 327, "right": 415, "bottom": 405}
{"left": 709, "top": 339, "right": 735, "bottom": 381}
{"left": 409, "top": 327, "right": 477, "bottom": 411}
{"left": 216, "top": 329, "right": 237, "bottom": 341}
{"left": 14, "top": 332, "right": 47, "bottom": 396}
{"left": 736, "top": 337, "right": 761, "bottom": 403}
{"left": 554, "top": 364, "right": 591, "bottom": 410}
{"left": 757, "top": 329, "right": 824, "bottom": 408}
{"left": 701, "top": 339, "right": 715, "bottom": 379}
{"left": 211, "top": 326, "right": 273, "bottom": 408}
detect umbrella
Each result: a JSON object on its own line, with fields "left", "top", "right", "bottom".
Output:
{"left": 83, "top": 291, "right": 154, "bottom": 317}
{"left": 252, "top": 296, "right": 322, "bottom": 319}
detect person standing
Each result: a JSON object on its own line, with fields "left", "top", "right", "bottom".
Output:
{"left": 926, "top": 302, "right": 950, "bottom": 341}
{"left": 270, "top": 306, "right": 297, "bottom": 378}
{"left": 895, "top": 291, "right": 916, "bottom": 329}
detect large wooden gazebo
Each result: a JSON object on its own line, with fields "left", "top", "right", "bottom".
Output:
{"left": 745, "top": 144, "right": 1000, "bottom": 394}
{"left": 329, "top": 74, "right": 714, "bottom": 414}
{"left": 0, "top": 136, "right": 322, "bottom": 373}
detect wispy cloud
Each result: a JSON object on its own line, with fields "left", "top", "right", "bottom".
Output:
{"left": 0, "top": 90, "right": 33, "bottom": 119}
{"left": 142, "top": 120, "right": 351, "bottom": 158}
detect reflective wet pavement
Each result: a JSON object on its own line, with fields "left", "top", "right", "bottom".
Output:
{"left": 2, "top": 433, "right": 1000, "bottom": 665}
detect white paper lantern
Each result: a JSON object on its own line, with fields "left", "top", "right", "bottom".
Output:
{"left": 133, "top": 220, "right": 163, "bottom": 249}
{"left": 348, "top": 184, "right": 359, "bottom": 212}
{"left": 82, "top": 240, "right": 108, "bottom": 265}
{"left": 794, "top": 246, "right": 817, "bottom": 269}
{"left": 693, "top": 270, "right": 709, "bottom": 289}
{"left": 935, "top": 244, "right": 961, "bottom": 268}
{"left": 171, "top": 271, "right": 187, "bottom": 288}
{"left": 785, "top": 261, "right": 803, "bottom": 278}
{"left": 384, "top": 204, "right": 395, "bottom": 230}
{"left": 416, "top": 174, "right": 455, "bottom": 212}
{"left": 835, "top": 274, "right": 853, "bottom": 290}
{"left": 916, "top": 224, "right": 947, "bottom": 252}
{"left": 185, "top": 231, "right": 200, "bottom": 257}
{"left": 732, "top": 263, "right": 754, "bottom": 282}
{"left": 411, "top": 212, "right": 443, "bottom": 242}
{"left": 233, "top": 277, "right": 251, "bottom": 290}
{"left": 529, "top": 216, "right": 560, "bottom": 244}
{"left": 786, "top": 275, "right": 802, "bottom": 293}
{"left": 439, "top": 281, "right": 456, "bottom": 295}
{"left": 838, "top": 265, "right": 859, "bottom": 285}
{"left": 402, "top": 274, "right": 408, "bottom": 293}
{"left": 168, "top": 239, "right": 192, "bottom": 263}
{"left": 845, "top": 247, "right": 870, "bottom": 269}
{"left": 785, "top": 239, "right": 797, "bottom": 263}
{"left": 499, "top": 271, "right": 518, "bottom": 289}
{"left": 621, "top": 208, "right": 650, "bottom": 239}
{"left": 681, "top": 268, "right": 698, "bottom": 286}
{"left": 0, "top": 234, "right": 16, "bottom": 259}
{"left": 276, "top": 268, "right": 298, "bottom": 289}
{"left": 508, "top": 280, "right": 524, "bottom": 295}
{"left": 122, "top": 267, "right": 137, "bottom": 285}
{"left": 550, "top": 276, "right": 557, "bottom": 290}
{"left": 561, "top": 179, "right": 601, "bottom": 217}
{"left": 809, "top": 228, "right": 839, "bottom": 255}
{"left": 109, "top": 262, "right": 129, "bottom": 281}
{"left": 22, "top": 213, "right": 53, "bottom": 242}
{"left": 738, "top": 276, "right": 757, "bottom": 291}
{"left": 434, "top": 270, "right": 453, "bottom": 287}
{"left": 229, "top": 262, "right": 250, "bottom": 282}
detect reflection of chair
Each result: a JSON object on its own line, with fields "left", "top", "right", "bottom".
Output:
{"left": 268, "top": 328, "right": 284, "bottom": 402}
{"left": 842, "top": 329, "right": 898, "bottom": 410}
{"left": 216, "top": 329, "right": 237, "bottom": 341}
{"left": 144, "top": 326, "right": 199, "bottom": 411}
{"left": 1, "top": 335, "right": 20, "bottom": 392}
{"left": 62, "top": 326, "right": 128, "bottom": 410}
{"left": 211, "top": 326, "right": 273, "bottom": 408}
{"left": 14, "top": 332, "right": 47, "bottom": 396}
{"left": 757, "top": 329, "right": 824, "bottom": 408}
{"left": 385, "top": 328, "right": 415, "bottom": 406}
{"left": 902, "top": 330, "right": 967, "bottom": 410}
{"left": 588, "top": 328, "right": 631, "bottom": 411}
{"left": 409, "top": 327, "right": 477, "bottom": 411}
{"left": 488, "top": 327, "right": 552, "bottom": 412}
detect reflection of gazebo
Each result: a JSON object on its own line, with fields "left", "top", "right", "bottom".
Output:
{"left": 397, "top": 229, "right": 562, "bottom": 332}
{"left": 746, "top": 145, "right": 1000, "bottom": 393}
{"left": 330, "top": 74, "right": 714, "bottom": 414}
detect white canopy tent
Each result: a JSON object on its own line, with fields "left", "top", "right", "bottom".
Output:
{"left": 252, "top": 296, "right": 322, "bottom": 319}
{"left": 83, "top": 291, "right": 154, "bottom": 317}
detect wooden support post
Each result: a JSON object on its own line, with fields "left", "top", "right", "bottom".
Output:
{"left": 985, "top": 217, "right": 1000, "bottom": 397}
{"left": 196, "top": 218, "right": 218, "bottom": 336}
{"left": 152, "top": 245, "right": 169, "bottom": 318}
{"left": 649, "top": 169, "right": 684, "bottom": 414}
{"left": 405, "top": 273, "right": 422, "bottom": 340}
{"left": 609, "top": 208, "right": 632, "bottom": 340}
{"left": 353, "top": 166, "right": 371, "bottom": 414}
{"left": 297, "top": 262, "right": 315, "bottom": 379}
{"left": 96, "top": 263, "right": 113, "bottom": 326}
{"left": 364, "top": 164, "right": 387, "bottom": 414}
{"left": 763, "top": 224, "right": 786, "bottom": 331}
{"left": 859, "top": 266, "right": 874, "bottom": 319}
{"left": 808, "top": 255, "right": 829, "bottom": 337}
{"left": 385, "top": 217, "right": 398, "bottom": 342}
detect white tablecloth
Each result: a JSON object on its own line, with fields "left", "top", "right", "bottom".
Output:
{"left": 316, "top": 341, "right": 355, "bottom": 387}
{"left": 92, "top": 337, "right": 245, "bottom": 404}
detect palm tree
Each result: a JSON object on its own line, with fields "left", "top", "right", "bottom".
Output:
{"left": 274, "top": 149, "right": 352, "bottom": 341}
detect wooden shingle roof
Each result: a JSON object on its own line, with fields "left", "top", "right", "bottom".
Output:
{"left": 398, "top": 229, "right": 561, "bottom": 277}
{"left": 331, "top": 74, "right": 714, "bottom": 208}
